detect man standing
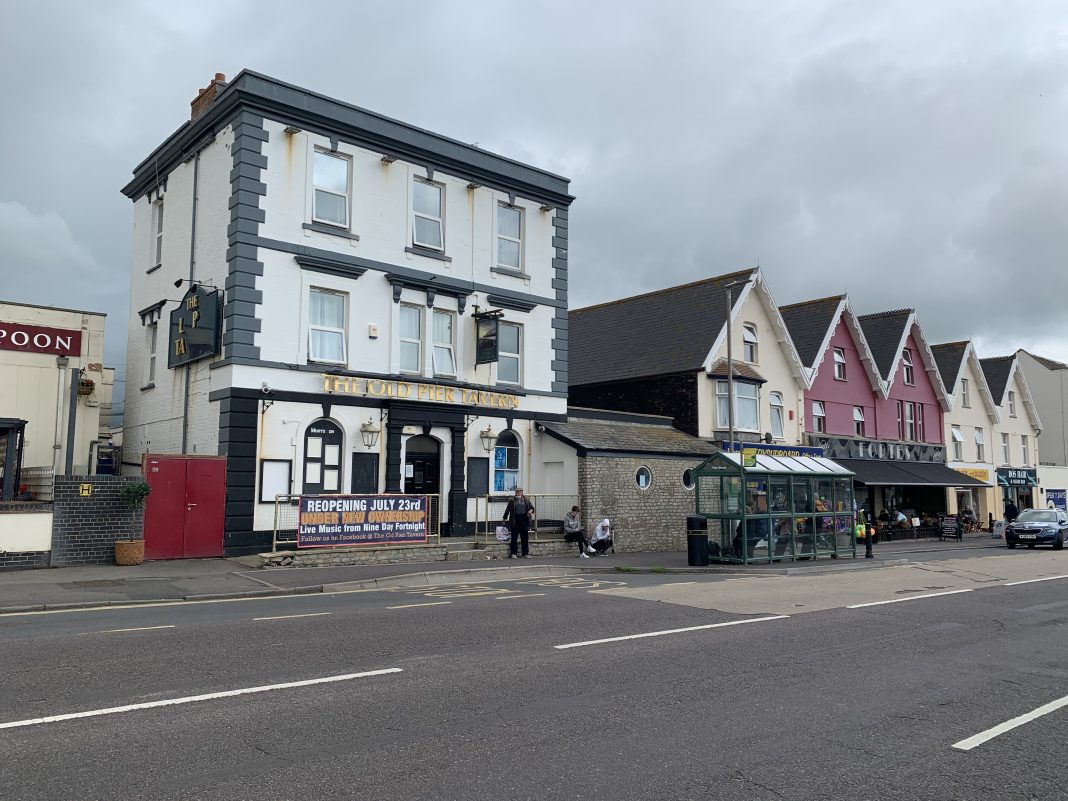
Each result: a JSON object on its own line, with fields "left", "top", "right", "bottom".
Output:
{"left": 503, "top": 487, "right": 535, "bottom": 559}
{"left": 1005, "top": 500, "right": 1019, "bottom": 524}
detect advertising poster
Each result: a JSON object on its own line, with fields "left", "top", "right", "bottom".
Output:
{"left": 1047, "top": 489, "right": 1067, "bottom": 512}
{"left": 298, "top": 494, "right": 429, "bottom": 548}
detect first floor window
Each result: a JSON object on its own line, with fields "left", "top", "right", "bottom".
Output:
{"left": 811, "top": 400, "right": 826, "bottom": 433}
{"left": 1001, "top": 433, "right": 1010, "bottom": 464}
{"left": 308, "top": 289, "right": 346, "bottom": 363}
{"left": 896, "top": 401, "right": 904, "bottom": 440}
{"left": 400, "top": 305, "right": 422, "bottom": 373}
{"left": 431, "top": 310, "right": 456, "bottom": 375}
{"left": 716, "top": 382, "right": 760, "bottom": 430}
{"left": 493, "top": 430, "right": 520, "bottom": 492}
{"left": 974, "top": 427, "right": 985, "bottom": 462}
{"left": 952, "top": 426, "right": 964, "bottom": 461}
{"left": 153, "top": 198, "right": 164, "bottom": 266}
{"left": 769, "top": 392, "right": 785, "bottom": 440}
{"left": 902, "top": 349, "right": 915, "bottom": 385}
{"left": 313, "top": 150, "right": 350, "bottom": 227}
{"left": 413, "top": 178, "right": 444, "bottom": 250}
{"left": 145, "top": 320, "right": 158, "bottom": 385}
{"left": 853, "top": 406, "right": 865, "bottom": 437}
{"left": 915, "top": 403, "right": 925, "bottom": 442}
{"left": 1021, "top": 434, "right": 1029, "bottom": 465}
{"left": 496, "top": 202, "right": 523, "bottom": 271}
{"left": 498, "top": 322, "right": 521, "bottom": 384}
{"left": 904, "top": 402, "right": 916, "bottom": 441}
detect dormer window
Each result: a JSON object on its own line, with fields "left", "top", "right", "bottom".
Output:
{"left": 742, "top": 323, "right": 758, "bottom": 363}
{"left": 812, "top": 401, "right": 826, "bottom": 433}
{"left": 902, "top": 349, "right": 915, "bottom": 385}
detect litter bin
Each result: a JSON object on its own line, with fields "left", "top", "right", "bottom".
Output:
{"left": 686, "top": 515, "right": 709, "bottom": 567}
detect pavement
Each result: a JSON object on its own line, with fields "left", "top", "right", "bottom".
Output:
{"left": 0, "top": 536, "right": 1010, "bottom": 611}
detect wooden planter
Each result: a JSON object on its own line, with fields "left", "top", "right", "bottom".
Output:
{"left": 114, "top": 539, "right": 145, "bottom": 566}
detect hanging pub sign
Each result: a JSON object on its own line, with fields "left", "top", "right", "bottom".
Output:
{"left": 168, "top": 286, "right": 221, "bottom": 368}
{"left": 475, "top": 315, "right": 500, "bottom": 365}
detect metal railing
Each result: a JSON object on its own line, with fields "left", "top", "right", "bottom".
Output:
{"left": 272, "top": 494, "right": 442, "bottom": 552}
{"left": 474, "top": 494, "right": 579, "bottom": 543}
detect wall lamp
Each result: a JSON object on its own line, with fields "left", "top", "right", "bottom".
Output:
{"left": 360, "top": 418, "right": 382, "bottom": 448}
{"left": 479, "top": 425, "right": 496, "bottom": 453}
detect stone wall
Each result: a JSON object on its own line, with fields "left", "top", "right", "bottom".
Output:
{"left": 578, "top": 454, "right": 703, "bottom": 552}
{"left": 51, "top": 476, "right": 146, "bottom": 567}
{"left": 0, "top": 550, "right": 51, "bottom": 571}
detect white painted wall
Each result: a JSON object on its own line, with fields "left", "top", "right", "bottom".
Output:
{"left": 994, "top": 368, "right": 1041, "bottom": 470}
{"left": 696, "top": 289, "right": 805, "bottom": 443}
{"left": 0, "top": 511, "right": 53, "bottom": 552}
{"left": 0, "top": 302, "right": 106, "bottom": 474}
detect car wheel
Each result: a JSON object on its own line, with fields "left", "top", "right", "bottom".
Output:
{"left": 1007, "top": 542, "right": 1016, "bottom": 549}
{"left": 1055, "top": 534, "right": 1064, "bottom": 551}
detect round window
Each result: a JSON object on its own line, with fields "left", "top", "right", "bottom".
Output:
{"left": 682, "top": 468, "right": 695, "bottom": 490}
{"left": 635, "top": 466, "right": 652, "bottom": 490}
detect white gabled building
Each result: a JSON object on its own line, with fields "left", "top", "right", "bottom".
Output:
{"left": 121, "top": 71, "right": 573, "bottom": 553}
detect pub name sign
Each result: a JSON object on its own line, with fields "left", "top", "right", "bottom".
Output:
{"left": 321, "top": 374, "right": 520, "bottom": 410}
{"left": 0, "top": 322, "right": 81, "bottom": 356}
{"left": 168, "top": 286, "right": 221, "bottom": 369}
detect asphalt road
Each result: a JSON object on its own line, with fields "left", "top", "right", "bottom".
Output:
{"left": 2, "top": 551, "right": 1067, "bottom": 800}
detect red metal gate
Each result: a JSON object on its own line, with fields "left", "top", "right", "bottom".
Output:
{"left": 143, "top": 455, "right": 226, "bottom": 560}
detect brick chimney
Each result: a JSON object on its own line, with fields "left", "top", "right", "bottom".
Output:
{"left": 190, "top": 73, "right": 227, "bottom": 122}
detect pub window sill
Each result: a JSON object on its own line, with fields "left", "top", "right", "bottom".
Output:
{"left": 405, "top": 246, "right": 452, "bottom": 263}
{"left": 303, "top": 222, "right": 360, "bottom": 241}
{"left": 491, "top": 266, "right": 531, "bottom": 280}
{"left": 145, "top": 264, "right": 161, "bottom": 275}
{"left": 140, "top": 383, "right": 155, "bottom": 392}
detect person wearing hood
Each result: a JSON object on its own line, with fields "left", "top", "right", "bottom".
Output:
{"left": 563, "top": 505, "right": 594, "bottom": 558}
{"left": 590, "top": 518, "right": 613, "bottom": 554}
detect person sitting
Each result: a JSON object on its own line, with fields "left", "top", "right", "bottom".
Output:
{"left": 893, "top": 509, "right": 911, "bottom": 528}
{"left": 591, "top": 518, "right": 613, "bottom": 554}
{"left": 563, "top": 505, "right": 594, "bottom": 558}
{"left": 878, "top": 509, "right": 890, "bottom": 526}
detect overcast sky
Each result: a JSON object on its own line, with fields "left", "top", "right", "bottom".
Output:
{"left": 2, "top": 0, "right": 1067, "bottom": 391}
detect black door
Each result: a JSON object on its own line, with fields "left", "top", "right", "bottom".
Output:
{"left": 351, "top": 453, "right": 379, "bottom": 494}
{"left": 403, "top": 436, "right": 441, "bottom": 495}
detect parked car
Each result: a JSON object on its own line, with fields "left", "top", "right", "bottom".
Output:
{"left": 1005, "top": 509, "right": 1067, "bottom": 550}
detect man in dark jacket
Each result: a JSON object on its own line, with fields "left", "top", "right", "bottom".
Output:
{"left": 1005, "top": 501, "right": 1019, "bottom": 523}
{"left": 503, "top": 487, "right": 535, "bottom": 559}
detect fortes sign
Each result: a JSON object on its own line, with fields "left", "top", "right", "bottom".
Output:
{"left": 0, "top": 322, "right": 82, "bottom": 356}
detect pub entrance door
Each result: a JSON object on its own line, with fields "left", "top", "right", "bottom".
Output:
{"left": 143, "top": 455, "right": 225, "bottom": 560}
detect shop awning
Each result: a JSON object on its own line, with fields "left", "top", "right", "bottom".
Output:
{"left": 834, "top": 459, "right": 990, "bottom": 487}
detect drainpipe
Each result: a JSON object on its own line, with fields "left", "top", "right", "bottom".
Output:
{"left": 64, "top": 367, "right": 79, "bottom": 475}
{"left": 180, "top": 148, "right": 201, "bottom": 454}
{"left": 53, "top": 356, "right": 69, "bottom": 474}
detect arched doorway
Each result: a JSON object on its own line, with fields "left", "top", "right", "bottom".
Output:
{"left": 404, "top": 435, "right": 441, "bottom": 496}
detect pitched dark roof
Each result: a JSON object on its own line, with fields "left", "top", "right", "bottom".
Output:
{"left": 980, "top": 356, "right": 1015, "bottom": 403}
{"left": 569, "top": 268, "right": 757, "bottom": 386}
{"left": 1022, "top": 350, "right": 1068, "bottom": 371}
{"left": 539, "top": 416, "right": 717, "bottom": 457}
{"left": 929, "top": 341, "right": 969, "bottom": 394}
{"left": 857, "top": 309, "right": 913, "bottom": 381}
{"left": 779, "top": 295, "right": 844, "bottom": 369}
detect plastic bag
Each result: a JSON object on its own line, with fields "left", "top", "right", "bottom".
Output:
{"left": 495, "top": 525, "right": 511, "bottom": 543}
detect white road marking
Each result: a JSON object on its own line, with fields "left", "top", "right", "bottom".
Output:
{"left": 0, "top": 668, "right": 403, "bottom": 730}
{"left": 661, "top": 581, "right": 699, "bottom": 587}
{"left": 846, "top": 589, "right": 974, "bottom": 609}
{"left": 554, "top": 615, "right": 789, "bottom": 650}
{"left": 1004, "top": 574, "right": 1068, "bottom": 587}
{"left": 253, "top": 612, "right": 333, "bottom": 621}
{"left": 386, "top": 601, "right": 452, "bottom": 610}
{"left": 76, "top": 625, "right": 176, "bottom": 636}
{"left": 494, "top": 593, "right": 546, "bottom": 600}
{"left": 952, "top": 693, "right": 1068, "bottom": 751}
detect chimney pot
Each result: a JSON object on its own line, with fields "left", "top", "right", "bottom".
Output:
{"left": 214, "top": 72, "right": 225, "bottom": 82}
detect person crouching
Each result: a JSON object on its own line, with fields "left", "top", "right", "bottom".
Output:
{"left": 591, "top": 518, "right": 613, "bottom": 555}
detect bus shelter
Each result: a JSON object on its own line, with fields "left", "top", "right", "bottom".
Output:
{"left": 694, "top": 451, "right": 857, "bottom": 564}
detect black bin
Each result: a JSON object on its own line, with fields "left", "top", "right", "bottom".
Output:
{"left": 686, "top": 515, "right": 709, "bottom": 567}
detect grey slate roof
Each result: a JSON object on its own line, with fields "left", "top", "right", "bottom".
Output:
{"left": 930, "top": 341, "right": 969, "bottom": 393}
{"left": 569, "top": 268, "right": 757, "bottom": 387}
{"left": 779, "top": 295, "right": 844, "bottom": 369}
{"left": 980, "top": 356, "right": 1015, "bottom": 403}
{"left": 857, "top": 309, "right": 913, "bottom": 381}
{"left": 539, "top": 417, "right": 718, "bottom": 457}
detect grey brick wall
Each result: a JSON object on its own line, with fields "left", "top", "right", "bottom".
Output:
{"left": 0, "top": 550, "right": 51, "bottom": 571}
{"left": 51, "top": 476, "right": 146, "bottom": 567}
{"left": 578, "top": 455, "right": 704, "bottom": 552}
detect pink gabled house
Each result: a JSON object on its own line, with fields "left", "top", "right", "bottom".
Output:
{"left": 781, "top": 299, "right": 984, "bottom": 521}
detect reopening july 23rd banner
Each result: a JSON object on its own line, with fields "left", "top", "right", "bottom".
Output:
{"left": 298, "top": 494, "right": 429, "bottom": 548}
